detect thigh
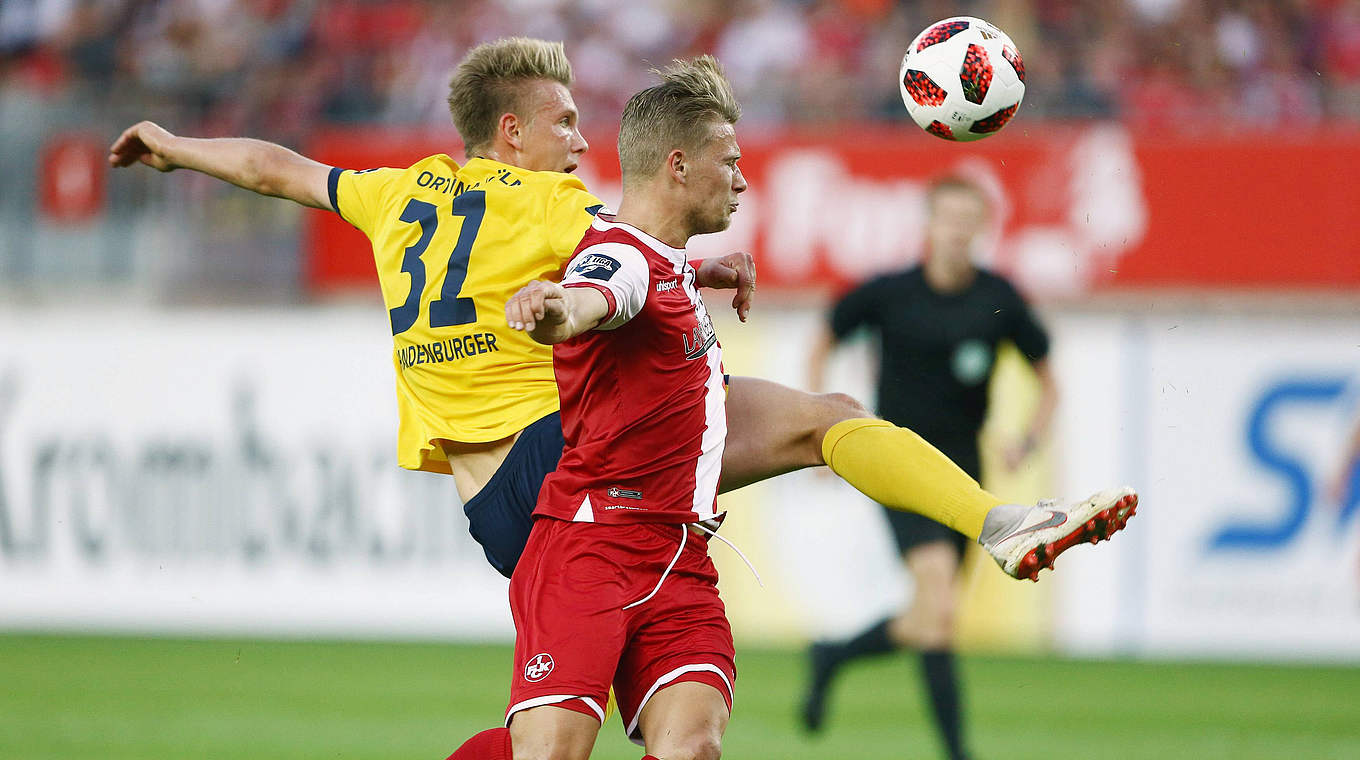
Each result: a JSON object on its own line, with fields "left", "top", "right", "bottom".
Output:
{"left": 509, "top": 704, "right": 601, "bottom": 760}
{"left": 722, "top": 376, "right": 868, "bottom": 493}
{"left": 614, "top": 532, "right": 737, "bottom": 743}
{"left": 461, "top": 412, "right": 564, "bottom": 578}
{"left": 637, "top": 681, "right": 729, "bottom": 760}
{"left": 506, "top": 519, "right": 627, "bottom": 728}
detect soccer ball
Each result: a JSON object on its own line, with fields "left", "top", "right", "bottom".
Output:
{"left": 898, "top": 16, "right": 1025, "bottom": 141}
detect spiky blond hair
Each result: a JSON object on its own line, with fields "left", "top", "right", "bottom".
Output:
{"left": 447, "top": 37, "right": 573, "bottom": 158}
{"left": 618, "top": 55, "right": 741, "bottom": 183}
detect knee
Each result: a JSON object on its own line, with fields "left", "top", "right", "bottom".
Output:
{"left": 919, "top": 593, "right": 958, "bottom": 649}
{"left": 511, "top": 744, "right": 590, "bottom": 760}
{"left": 664, "top": 729, "right": 723, "bottom": 760}
{"left": 809, "top": 392, "right": 873, "bottom": 441}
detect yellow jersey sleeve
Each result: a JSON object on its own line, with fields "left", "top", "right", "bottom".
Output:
{"left": 329, "top": 166, "right": 405, "bottom": 235}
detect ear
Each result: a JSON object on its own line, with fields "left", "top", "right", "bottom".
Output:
{"left": 497, "top": 112, "right": 523, "bottom": 152}
{"left": 666, "top": 149, "right": 686, "bottom": 184}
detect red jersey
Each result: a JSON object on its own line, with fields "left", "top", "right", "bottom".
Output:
{"left": 535, "top": 215, "right": 726, "bottom": 525}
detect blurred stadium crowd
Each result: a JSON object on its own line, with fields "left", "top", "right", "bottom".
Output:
{"left": 3, "top": 0, "right": 1359, "bottom": 140}
{"left": 2, "top": 0, "right": 1357, "bottom": 300}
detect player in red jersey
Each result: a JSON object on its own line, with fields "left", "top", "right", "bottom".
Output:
{"left": 453, "top": 54, "right": 744, "bottom": 760}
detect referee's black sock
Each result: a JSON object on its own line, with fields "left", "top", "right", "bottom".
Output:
{"left": 841, "top": 616, "right": 898, "bottom": 661}
{"left": 921, "top": 649, "right": 968, "bottom": 760}
{"left": 801, "top": 617, "right": 898, "bottom": 732}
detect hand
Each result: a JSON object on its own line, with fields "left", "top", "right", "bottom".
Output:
{"left": 1328, "top": 461, "right": 1358, "bottom": 507}
{"left": 108, "top": 121, "right": 178, "bottom": 172}
{"left": 1001, "top": 433, "right": 1039, "bottom": 472}
{"left": 506, "top": 280, "right": 568, "bottom": 333}
{"left": 694, "top": 252, "right": 756, "bottom": 322}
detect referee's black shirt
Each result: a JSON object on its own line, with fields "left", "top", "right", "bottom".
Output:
{"left": 829, "top": 265, "right": 1049, "bottom": 464}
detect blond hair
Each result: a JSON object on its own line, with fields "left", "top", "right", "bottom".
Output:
{"left": 926, "top": 174, "right": 991, "bottom": 215}
{"left": 447, "top": 37, "right": 574, "bottom": 158}
{"left": 618, "top": 55, "right": 741, "bottom": 184}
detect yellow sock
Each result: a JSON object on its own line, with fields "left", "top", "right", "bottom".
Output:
{"left": 821, "top": 418, "right": 1002, "bottom": 540}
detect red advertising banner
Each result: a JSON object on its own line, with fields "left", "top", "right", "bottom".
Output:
{"left": 304, "top": 126, "right": 1360, "bottom": 296}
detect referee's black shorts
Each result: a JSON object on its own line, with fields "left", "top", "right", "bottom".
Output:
{"left": 879, "top": 442, "right": 979, "bottom": 560}
{"left": 461, "top": 412, "right": 564, "bottom": 578}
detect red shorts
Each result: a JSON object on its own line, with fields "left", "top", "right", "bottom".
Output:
{"left": 506, "top": 517, "right": 737, "bottom": 742}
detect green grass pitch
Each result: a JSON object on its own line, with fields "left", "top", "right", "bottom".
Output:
{"left": 2, "top": 634, "right": 1358, "bottom": 759}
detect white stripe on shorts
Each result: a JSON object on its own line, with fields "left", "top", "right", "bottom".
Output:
{"left": 505, "top": 694, "right": 606, "bottom": 726}
{"left": 624, "top": 663, "right": 734, "bottom": 742}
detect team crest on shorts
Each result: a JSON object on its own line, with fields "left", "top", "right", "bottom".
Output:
{"left": 524, "top": 653, "right": 555, "bottom": 682}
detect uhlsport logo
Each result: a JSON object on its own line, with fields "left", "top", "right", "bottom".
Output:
{"left": 524, "top": 653, "right": 555, "bottom": 682}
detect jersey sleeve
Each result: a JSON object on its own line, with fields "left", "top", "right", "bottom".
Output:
{"left": 544, "top": 178, "right": 608, "bottom": 266}
{"left": 999, "top": 279, "right": 1051, "bottom": 361}
{"left": 329, "top": 166, "right": 404, "bottom": 236}
{"left": 828, "top": 277, "right": 885, "bottom": 340}
{"left": 560, "top": 242, "right": 650, "bottom": 330}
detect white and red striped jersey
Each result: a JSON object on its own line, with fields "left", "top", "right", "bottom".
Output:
{"left": 535, "top": 214, "right": 727, "bottom": 525}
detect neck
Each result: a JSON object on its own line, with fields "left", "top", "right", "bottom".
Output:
{"left": 923, "top": 253, "right": 975, "bottom": 293}
{"left": 614, "top": 188, "right": 689, "bottom": 249}
{"left": 480, "top": 143, "right": 516, "bottom": 167}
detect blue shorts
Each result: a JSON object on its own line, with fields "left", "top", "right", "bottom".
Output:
{"left": 462, "top": 412, "right": 565, "bottom": 578}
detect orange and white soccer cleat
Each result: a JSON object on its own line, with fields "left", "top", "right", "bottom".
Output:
{"left": 978, "top": 487, "right": 1138, "bottom": 581}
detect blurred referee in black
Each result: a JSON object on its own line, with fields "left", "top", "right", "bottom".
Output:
{"left": 800, "top": 175, "right": 1057, "bottom": 760}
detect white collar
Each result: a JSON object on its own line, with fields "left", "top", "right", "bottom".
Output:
{"left": 592, "top": 214, "right": 687, "bottom": 266}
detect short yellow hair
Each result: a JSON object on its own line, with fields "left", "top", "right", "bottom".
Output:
{"left": 618, "top": 55, "right": 741, "bottom": 184}
{"left": 447, "top": 37, "right": 574, "bottom": 158}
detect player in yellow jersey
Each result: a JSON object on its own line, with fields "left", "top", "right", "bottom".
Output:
{"left": 109, "top": 37, "right": 1136, "bottom": 591}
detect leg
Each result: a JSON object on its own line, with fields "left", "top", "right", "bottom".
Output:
{"left": 723, "top": 375, "right": 1000, "bottom": 539}
{"left": 799, "top": 514, "right": 964, "bottom": 736}
{"left": 891, "top": 540, "right": 970, "bottom": 760}
{"left": 720, "top": 375, "right": 867, "bottom": 492}
{"left": 725, "top": 376, "right": 1140, "bottom": 579}
{"left": 503, "top": 519, "right": 623, "bottom": 757}
{"left": 445, "top": 705, "right": 601, "bottom": 760}
{"left": 508, "top": 705, "right": 601, "bottom": 760}
{"left": 637, "top": 681, "right": 730, "bottom": 760}
{"left": 888, "top": 539, "right": 961, "bottom": 651}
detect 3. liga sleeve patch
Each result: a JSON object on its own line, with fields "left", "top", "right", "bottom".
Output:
{"left": 572, "top": 253, "right": 623, "bottom": 281}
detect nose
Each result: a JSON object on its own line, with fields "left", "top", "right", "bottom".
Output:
{"left": 572, "top": 128, "right": 588, "bottom": 155}
{"left": 733, "top": 167, "right": 747, "bottom": 193}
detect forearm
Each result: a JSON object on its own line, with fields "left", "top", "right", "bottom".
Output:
{"left": 807, "top": 327, "right": 836, "bottom": 392}
{"left": 1024, "top": 361, "right": 1059, "bottom": 445}
{"left": 527, "top": 286, "right": 608, "bottom": 344}
{"left": 163, "top": 136, "right": 331, "bottom": 208}
{"left": 1344, "top": 425, "right": 1360, "bottom": 471}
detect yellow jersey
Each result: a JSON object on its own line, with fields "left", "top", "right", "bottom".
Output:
{"left": 329, "top": 155, "right": 604, "bottom": 473}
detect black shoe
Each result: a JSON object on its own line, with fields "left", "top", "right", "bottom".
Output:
{"left": 799, "top": 641, "right": 842, "bottom": 733}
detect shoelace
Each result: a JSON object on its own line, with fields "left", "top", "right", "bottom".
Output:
{"left": 623, "top": 525, "right": 688, "bottom": 610}
{"left": 690, "top": 521, "right": 763, "bottom": 589}
{"left": 621, "top": 521, "right": 764, "bottom": 611}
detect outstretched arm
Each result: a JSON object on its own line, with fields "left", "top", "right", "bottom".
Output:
{"left": 1330, "top": 419, "right": 1360, "bottom": 504}
{"left": 1003, "top": 357, "right": 1059, "bottom": 471}
{"left": 108, "top": 121, "right": 333, "bottom": 210}
{"left": 506, "top": 280, "right": 609, "bottom": 345}
{"left": 806, "top": 324, "right": 838, "bottom": 393}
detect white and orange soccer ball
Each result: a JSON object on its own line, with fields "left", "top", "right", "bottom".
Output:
{"left": 898, "top": 16, "right": 1025, "bottom": 142}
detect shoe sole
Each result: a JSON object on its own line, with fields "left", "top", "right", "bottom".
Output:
{"left": 1014, "top": 491, "right": 1138, "bottom": 581}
